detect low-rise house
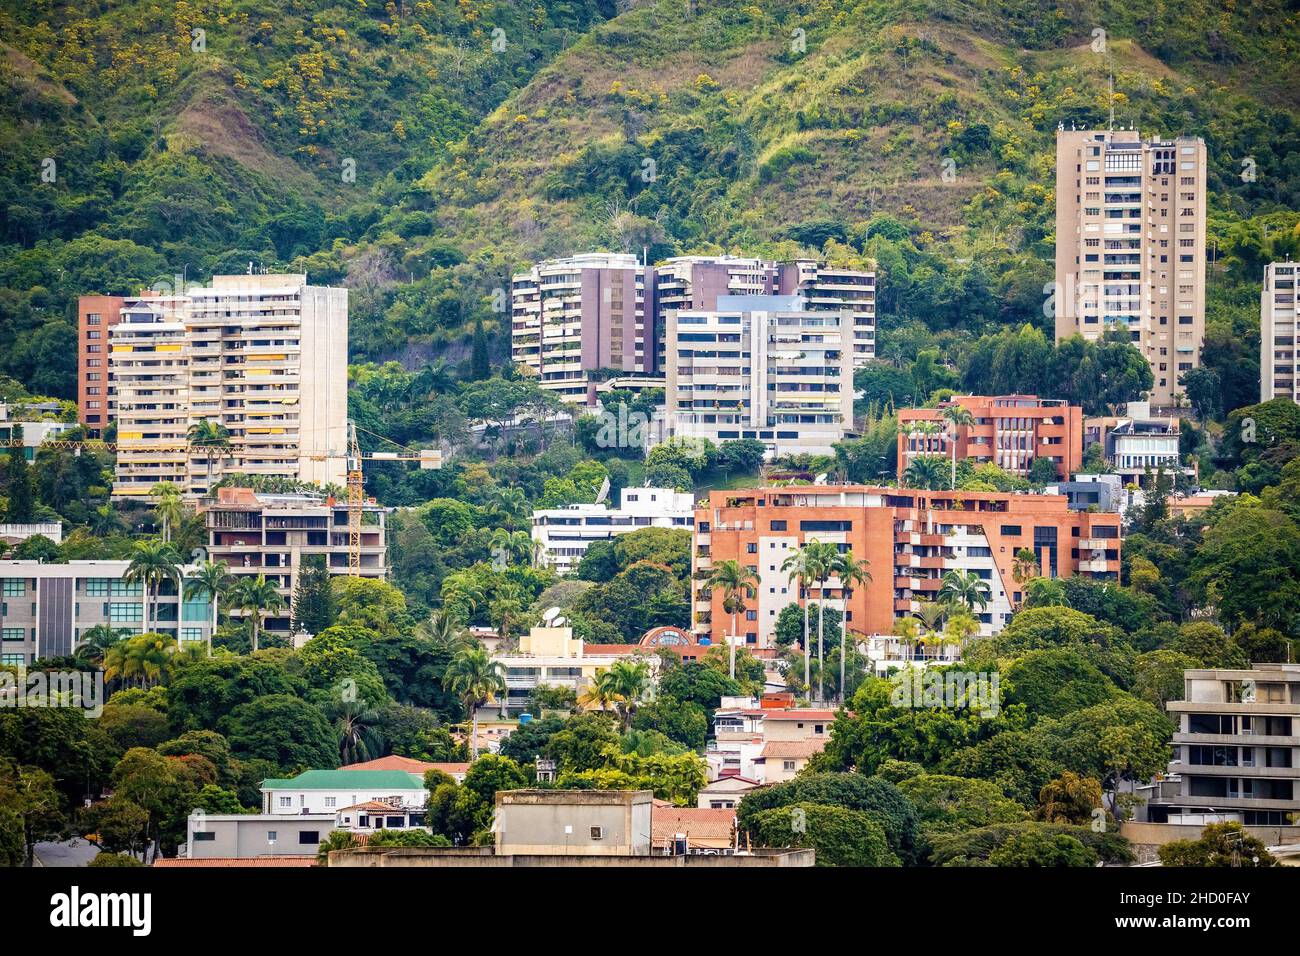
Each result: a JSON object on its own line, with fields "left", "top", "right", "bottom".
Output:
{"left": 706, "top": 698, "right": 836, "bottom": 783}
{"left": 696, "top": 775, "right": 762, "bottom": 810}
{"left": 650, "top": 800, "right": 736, "bottom": 854}
{"left": 341, "top": 755, "right": 469, "bottom": 783}
{"left": 495, "top": 789, "right": 653, "bottom": 857}
{"left": 187, "top": 813, "right": 336, "bottom": 860}
{"left": 260, "top": 769, "right": 427, "bottom": 817}
{"left": 755, "top": 739, "right": 826, "bottom": 783}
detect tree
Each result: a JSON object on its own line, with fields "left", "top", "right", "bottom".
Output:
{"left": 149, "top": 482, "right": 185, "bottom": 544}
{"left": 833, "top": 552, "right": 872, "bottom": 704}
{"left": 470, "top": 317, "right": 490, "bottom": 380}
{"left": 896, "top": 774, "right": 1029, "bottom": 835}
{"left": 330, "top": 698, "right": 382, "bottom": 766}
{"left": 749, "top": 802, "right": 898, "bottom": 867}
{"left": 103, "top": 633, "right": 179, "bottom": 689}
{"left": 937, "top": 568, "right": 991, "bottom": 613}
{"left": 1037, "top": 772, "right": 1105, "bottom": 825}
{"left": 229, "top": 575, "right": 285, "bottom": 653}
{"left": 75, "top": 624, "right": 129, "bottom": 666}
{"left": 701, "top": 559, "right": 758, "bottom": 681}
{"left": 444, "top": 644, "right": 506, "bottom": 759}
{"left": 802, "top": 540, "right": 841, "bottom": 704}
{"left": 2, "top": 430, "right": 34, "bottom": 522}
{"left": 1158, "top": 822, "right": 1278, "bottom": 867}
{"left": 186, "top": 560, "right": 232, "bottom": 659}
{"left": 986, "top": 828, "right": 1096, "bottom": 867}
{"left": 291, "top": 555, "right": 336, "bottom": 637}
{"left": 941, "top": 404, "right": 975, "bottom": 489}
{"left": 125, "top": 540, "right": 181, "bottom": 634}
{"left": 903, "top": 454, "right": 948, "bottom": 490}
{"left": 221, "top": 695, "right": 337, "bottom": 773}
{"left": 187, "top": 419, "right": 231, "bottom": 492}
{"left": 0, "top": 761, "right": 63, "bottom": 866}
{"left": 604, "top": 657, "right": 651, "bottom": 731}
{"left": 781, "top": 547, "right": 814, "bottom": 702}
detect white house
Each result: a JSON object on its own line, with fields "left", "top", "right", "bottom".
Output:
{"left": 531, "top": 486, "right": 694, "bottom": 575}
{"left": 260, "top": 769, "right": 427, "bottom": 815}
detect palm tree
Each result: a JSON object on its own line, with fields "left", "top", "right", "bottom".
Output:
{"left": 229, "top": 575, "right": 285, "bottom": 653}
{"left": 903, "top": 454, "right": 948, "bottom": 490}
{"left": 90, "top": 504, "right": 124, "bottom": 537}
{"left": 489, "top": 583, "right": 527, "bottom": 642}
{"left": 937, "top": 568, "right": 992, "bottom": 614}
{"left": 913, "top": 600, "right": 947, "bottom": 658}
{"left": 1011, "top": 547, "right": 1040, "bottom": 607}
{"left": 941, "top": 404, "right": 975, "bottom": 489}
{"left": 186, "top": 559, "right": 232, "bottom": 658}
{"left": 1024, "top": 576, "right": 1069, "bottom": 608}
{"left": 125, "top": 540, "right": 181, "bottom": 634}
{"left": 803, "top": 540, "right": 840, "bottom": 704}
{"left": 416, "top": 610, "right": 466, "bottom": 650}
{"left": 892, "top": 616, "right": 920, "bottom": 662}
{"left": 578, "top": 670, "right": 623, "bottom": 714}
{"left": 149, "top": 482, "right": 185, "bottom": 544}
{"left": 331, "top": 698, "right": 383, "bottom": 765}
{"left": 781, "top": 547, "right": 814, "bottom": 703}
{"left": 943, "top": 609, "right": 980, "bottom": 658}
{"left": 445, "top": 643, "right": 506, "bottom": 759}
{"left": 187, "top": 419, "right": 231, "bottom": 494}
{"left": 606, "top": 657, "right": 651, "bottom": 731}
{"left": 75, "top": 624, "right": 129, "bottom": 666}
{"left": 833, "top": 553, "right": 872, "bottom": 706}
{"left": 103, "top": 632, "right": 178, "bottom": 688}
{"left": 489, "top": 528, "right": 536, "bottom": 567}
{"left": 702, "top": 559, "right": 758, "bottom": 680}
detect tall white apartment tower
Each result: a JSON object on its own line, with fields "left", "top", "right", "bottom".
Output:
{"left": 111, "top": 274, "right": 348, "bottom": 496}
{"left": 1260, "top": 262, "right": 1298, "bottom": 403}
{"left": 1055, "top": 129, "right": 1207, "bottom": 408}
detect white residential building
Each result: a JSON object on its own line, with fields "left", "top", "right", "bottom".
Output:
{"left": 664, "top": 295, "right": 853, "bottom": 459}
{"left": 1261, "top": 262, "right": 1298, "bottom": 403}
{"left": 531, "top": 486, "right": 694, "bottom": 575}
{"left": 259, "top": 769, "right": 427, "bottom": 816}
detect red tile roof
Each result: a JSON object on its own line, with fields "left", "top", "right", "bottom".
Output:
{"left": 154, "top": 857, "right": 317, "bottom": 868}
{"left": 760, "top": 709, "right": 838, "bottom": 721}
{"left": 651, "top": 803, "right": 737, "bottom": 846}
{"left": 758, "top": 739, "right": 827, "bottom": 760}
{"left": 341, "top": 756, "right": 469, "bottom": 777}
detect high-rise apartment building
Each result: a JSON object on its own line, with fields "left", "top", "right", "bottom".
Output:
{"left": 108, "top": 274, "right": 348, "bottom": 497}
{"left": 201, "top": 487, "right": 385, "bottom": 636}
{"left": 692, "top": 485, "right": 1122, "bottom": 647}
{"left": 1147, "top": 664, "right": 1300, "bottom": 827}
{"left": 77, "top": 295, "right": 127, "bottom": 438}
{"left": 510, "top": 254, "right": 876, "bottom": 404}
{"left": 1055, "top": 129, "right": 1207, "bottom": 408}
{"left": 665, "top": 295, "right": 853, "bottom": 459}
{"left": 1260, "top": 262, "right": 1298, "bottom": 402}
{"left": 897, "top": 395, "right": 1083, "bottom": 483}
{"left": 510, "top": 253, "right": 650, "bottom": 403}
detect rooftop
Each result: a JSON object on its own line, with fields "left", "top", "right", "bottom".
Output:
{"left": 260, "top": 769, "right": 425, "bottom": 791}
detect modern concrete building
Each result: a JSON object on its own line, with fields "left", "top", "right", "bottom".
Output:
{"left": 1147, "top": 665, "right": 1300, "bottom": 827}
{"left": 510, "top": 253, "right": 651, "bottom": 403}
{"left": 187, "top": 813, "right": 337, "bottom": 860}
{"left": 1055, "top": 128, "right": 1207, "bottom": 408}
{"left": 897, "top": 394, "right": 1083, "bottom": 482}
{"left": 108, "top": 274, "right": 348, "bottom": 497}
{"left": 692, "top": 485, "right": 1123, "bottom": 646}
{"left": 1260, "top": 262, "right": 1298, "bottom": 402}
{"left": 511, "top": 254, "right": 876, "bottom": 405}
{"left": 492, "top": 623, "right": 663, "bottom": 716}
{"left": 495, "top": 789, "right": 653, "bottom": 857}
{"left": 530, "top": 485, "right": 693, "bottom": 575}
{"left": 1085, "top": 401, "right": 1191, "bottom": 488}
{"left": 665, "top": 295, "right": 853, "bottom": 460}
{"left": 201, "top": 486, "right": 386, "bottom": 635}
{"left": 77, "top": 294, "right": 127, "bottom": 438}
{"left": 0, "top": 559, "right": 214, "bottom": 666}
{"left": 0, "top": 404, "right": 74, "bottom": 461}
{"left": 1043, "top": 473, "right": 1125, "bottom": 512}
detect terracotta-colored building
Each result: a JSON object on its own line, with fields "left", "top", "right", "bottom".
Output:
{"left": 897, "top": 395, "right": 1084, "bottom": 483}
{"left": 76, "top": 295, "right": 126, "bottom": 437}
{"left": 692, "top": 484, "right": 1122, "bottom": 646}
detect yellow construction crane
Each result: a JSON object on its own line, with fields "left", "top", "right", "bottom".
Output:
{"left": 1, "top": 422, "right": 442, "bottom": 575}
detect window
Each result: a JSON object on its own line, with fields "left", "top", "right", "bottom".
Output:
{"left": 1, "top": 628, "right": 24, "bottom": 643}
{"left": 324, "top": 797, "right": 337, "bottom": 808}
{"left": 783, "top": 760, "right": 796, "bottom": 772}
{"left": 1000, "top": 525, "right": 1021, "bottom": 536}
{"left": 1, "top": 654, "right": 24, "bottom": 667}
{"left": 109, "top": 603, "right": 143, "bottom": 623}
{"left": 192, "top": 831, "right": 216, "bottom": 842}
{"left": 267, "top": 831, "right": 278, "bottom": 843}
{"left": 770, "top": 520, "right": 787, "bottom": 531}
{"left": 180, "top": 628, "right": 203, "bottom": 644}
{"left": 279, "top": 796, "right": 292, "bottom": 808}
{"left": 85, "top": 579, "right": 109, "bottom": 596}
{"left": 298, "top": 831, "right": 320, "bottom": 845}
{"left": 1, "top": 579, "right": 25, "bottom": 597}
{"left": 590, "top": 826, "right": 604, "bottom": 840}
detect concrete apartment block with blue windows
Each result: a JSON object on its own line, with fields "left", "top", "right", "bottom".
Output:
{"left": 0, "top": 559, "right": 215, "bottom": 667}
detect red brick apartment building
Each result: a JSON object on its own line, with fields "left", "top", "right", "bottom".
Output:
{"left": 77, "top": 295, "right": 127, "bottom": 437}
{"left": 691, "top": 485, "right": 1121, "bottom": 647}
{"left": 897, "top": 395, "right": 1084, "bottom": 483}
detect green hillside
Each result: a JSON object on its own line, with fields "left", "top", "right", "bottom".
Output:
{"left": 2, "top": 0, "right": 1299, "bottom": 401}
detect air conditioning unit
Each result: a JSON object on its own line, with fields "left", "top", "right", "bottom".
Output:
{"left": 589, "top": 826, "right": 604, "bottom": 841}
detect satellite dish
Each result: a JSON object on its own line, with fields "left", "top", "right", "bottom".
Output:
{"left": 814, "top": 473, "right": 828, "bottom": 485}
{"left": 543, "top": 607, "right": 562, "bottom": 624}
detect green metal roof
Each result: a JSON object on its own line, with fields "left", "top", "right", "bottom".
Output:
{"left": 260, "top": 769, "right": 425, "bottom": 790}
